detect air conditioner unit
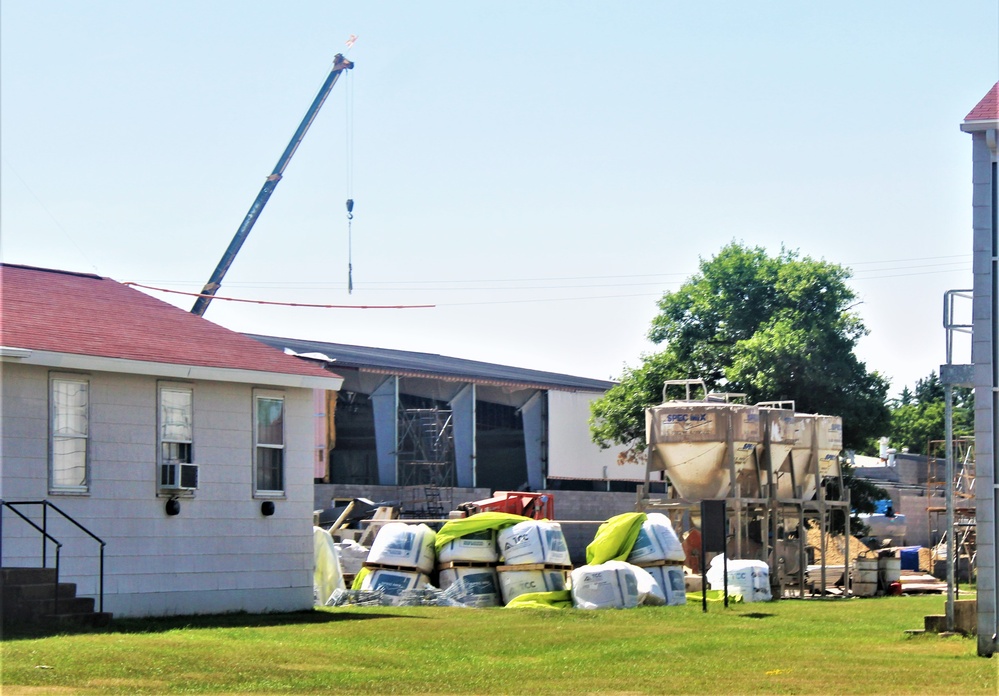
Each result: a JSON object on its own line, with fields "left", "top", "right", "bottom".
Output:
{"left": 160, "top": 463, "right": 199, "bottom": 490}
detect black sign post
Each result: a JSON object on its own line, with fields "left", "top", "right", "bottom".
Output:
{"left": 700, "top": 499, "right": 728, "bottom": 612}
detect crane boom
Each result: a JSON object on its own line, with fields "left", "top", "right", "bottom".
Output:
{"left": 191, "top": 53, "right": 354, "bottom": 316}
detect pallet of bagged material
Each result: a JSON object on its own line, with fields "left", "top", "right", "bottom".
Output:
{"left": 496, "top": 563, "right": 572, "bottom": 572}
{"left": 437, "top": 560, "right": 498, "bottom": 570}
{"left": 632, "top": 560, "right": 685, "bottom": 569}
{"left": 363, "top": 561, "right": 426, "bottom": 573}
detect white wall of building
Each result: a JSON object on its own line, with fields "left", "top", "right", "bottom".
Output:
{"left": 547, "top": 391, "right": 644, "bottom": 482}
{"left": 967, "top": 123, "right": 998, "bottom": 656}
{"left": 0, "top": 362, "right": 316, "bottom": 617}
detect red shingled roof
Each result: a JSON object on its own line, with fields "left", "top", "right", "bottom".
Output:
{"left": 965, "top": 82, "right": 999, "bottom": 122}
{"left": 0, "top": 263, "right": 338, "bottom": 380}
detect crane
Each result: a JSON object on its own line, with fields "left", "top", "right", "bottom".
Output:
{"left": 191, "top": 53, "right": 354, "bottom": 316}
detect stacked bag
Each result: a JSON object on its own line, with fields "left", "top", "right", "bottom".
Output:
{"left": 344, "top": 509, "right": 759, "bottom": 609}
{"left": 358, "top": 522, "right": 437, "bottom": 605}
{"left": 436, "top": 518, "right": 503, "bottom": 607}
{"left": 704, "top": 555, "right": 771, "bottom": 603}
{"left": 350, "top": 514, "right": 574, "bottom": 608}
{"left": 570, "top": 512, "right": 687, "bottom": 610}
{"left": 495, "top": 520, "right": 572, "bottom": 604}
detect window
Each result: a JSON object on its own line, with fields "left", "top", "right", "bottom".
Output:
{"left": 158, "top": 385, "right": 193, "bottom": 488}
{"left": 254, "top": 392, "right": 285, "bottom": 494}
{"left": 50, "top": 375, "right": 89, "bottom": 492}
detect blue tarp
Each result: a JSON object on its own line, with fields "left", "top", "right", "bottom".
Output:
{"left": 899, "top": 546, "right": 921, "bottom": 571}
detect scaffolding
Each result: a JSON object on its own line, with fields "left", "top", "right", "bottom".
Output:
{"left": 927, "top": 437, "right": 977, "bottom": 582}
{"left": 397, "top": 407, "right": 454, "bottom": 517}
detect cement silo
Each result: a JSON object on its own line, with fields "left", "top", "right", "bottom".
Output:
{"left": 645, "top": 392, "right": 762, "bottom": 500}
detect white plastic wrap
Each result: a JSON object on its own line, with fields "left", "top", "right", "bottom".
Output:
{"left": 570, "top": 561, "right": 640, "bottom": 610}
{"left": 646, "top": 565, "right": 687, "bottom": 606}
{"left": 437, "top": 528, "right": 499, "bottom": 564}
{"left": 631, "top": 564, "right": 666, "bottom": 606}
{"left": 497, "top": 521, "right": 570, "bottom": 566}
{"left": 314, "top": 526, "right": 346, "bottom": 605}
{"left": 705, "top": 556, "right": 771, "bottom": 602}
{"left": 627, "top": 513, "right": 686, "bottom": 564}
{"left": 366, "top": 522, "right": 437, "bottom": 573}
{"left": 334, "top": 539, "right": 369, "bottom": 576}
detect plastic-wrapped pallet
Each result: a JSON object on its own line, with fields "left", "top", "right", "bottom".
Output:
{"left": 360, "top": 568, "right": 432, "bottom": 606}
{"left": 626, "top": 513, "right": 686, "bottom": 565}
{"left": 570, "top": 561, "right": 641, "bottom": 610}
{"left": 497, "top": 520, "right": 570, "bottom": 566}
{"left": 437, "top": 528, "right": 499, "bottom": 564}
{"left": 439, "top": 566, "right": 502, "bottom": 607}
{"left": 334, "top": 539, "right": 369, "bottom": 576}
{"left": 498, "top": 568, "right": 567, "bottom": 604}
{"left": 645, "top": 564, "right": 687, "bottom": 606}
{"left": 313, "top": 526, "right": 346, "bottom": 606}
{"left": 366, "top": 522, "right": 436, "bottom": 574}
{"left": 705, "top": 556, "right": 772, "bottom": 602}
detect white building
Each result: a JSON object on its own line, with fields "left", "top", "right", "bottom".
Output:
{"left": 963, "top": 82, "right": 999, "bottom": 656}
{"left": 0, "top": 264, "right": 343, "bottom": 618}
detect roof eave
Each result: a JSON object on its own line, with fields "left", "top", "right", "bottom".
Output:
{"left": 960, "top": 118, "right": 999, "bottom": 133}
{"left": 346, "top": 363, "right": 607, "bottom": 392}
{"left": 3, "top": 349, "right": 344, "bottom": 391}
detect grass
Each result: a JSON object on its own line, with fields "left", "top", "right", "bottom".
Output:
{"left": 1, "top": 595, "right": 996, "bottom": 694}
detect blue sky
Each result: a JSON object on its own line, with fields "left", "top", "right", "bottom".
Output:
{"left": 2, "top": 2, "right": 996, "bottom": 394}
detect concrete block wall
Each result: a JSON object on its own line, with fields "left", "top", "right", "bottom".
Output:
{"left": 313, "top": 484, "right": 492, "bottom": 512}
{"left": 314, "top": 484, "right": 643, "bottom": 565}
{"left": 544, "top": 489, "right": 640, "bottom": 565}
{"left": 897, "top": 490, "right": 936, "bottom": 548}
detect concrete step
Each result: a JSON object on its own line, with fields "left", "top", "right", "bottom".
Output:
{"left": 44, "top": 611, "right": 113, "bottom": 629}
{"left": 2, "top": 566, "right": 110, "bottom": 630}
{"left": 1, "top": 567, "right": 57, "bottom": 586}
{"left": 3, "top": 582, "right": 78, "bottom": 601}
{"left": 23, "top": 596, "right": 95, "bottom": 617}
{"left": 924, "top": 614, "right": 947, "bottom": 633}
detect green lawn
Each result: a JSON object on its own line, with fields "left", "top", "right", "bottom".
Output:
{"left": 1, "top": 595, "right": 995, "bottom": 694}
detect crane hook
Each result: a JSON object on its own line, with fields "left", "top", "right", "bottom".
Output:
{"left": 346, "top": 198, "right": 355, "bottom": 294}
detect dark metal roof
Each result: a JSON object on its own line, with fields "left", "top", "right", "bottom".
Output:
{"left": 247, "top": 334, "right": 615, "bottom": 393}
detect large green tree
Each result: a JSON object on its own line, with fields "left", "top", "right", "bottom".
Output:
{"left": 591, "top": 242, "right": 891, "bottom": 453}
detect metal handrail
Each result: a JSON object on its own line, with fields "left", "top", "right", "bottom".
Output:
{"left": 662, "top": 379, "right": 708, "bottom": 402}
{"left": 0, "top": 499, "right": 106, "bottom": 614}
{"left": 756, "top": 400, "right": 796, "bottom": 411}
{"left": 943, "top": 288, "right": 973, "bottom": 365}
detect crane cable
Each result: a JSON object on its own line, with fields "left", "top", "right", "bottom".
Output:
{"left": 345, "top": 65, "right": 355, "bottom": 294}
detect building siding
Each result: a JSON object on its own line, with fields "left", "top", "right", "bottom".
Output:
{"left": 1, "top": 362, "right": 317, "bottom": 617}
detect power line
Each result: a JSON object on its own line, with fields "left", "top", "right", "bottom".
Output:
{"left": 132, "top": 254, "right": 972, "bottom": 292}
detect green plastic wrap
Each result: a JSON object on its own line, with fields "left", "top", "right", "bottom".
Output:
{"left": 351, "top": 566, "right": 370, "bottom": 591}
{"left": 585, "top": 512, "right": 647, "bottom": 565}
{"left": 504, "top": 590, "right": 573, "bottom": 610}
{"left": 434, "top": 512, "right": 530, "bottom": 553}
